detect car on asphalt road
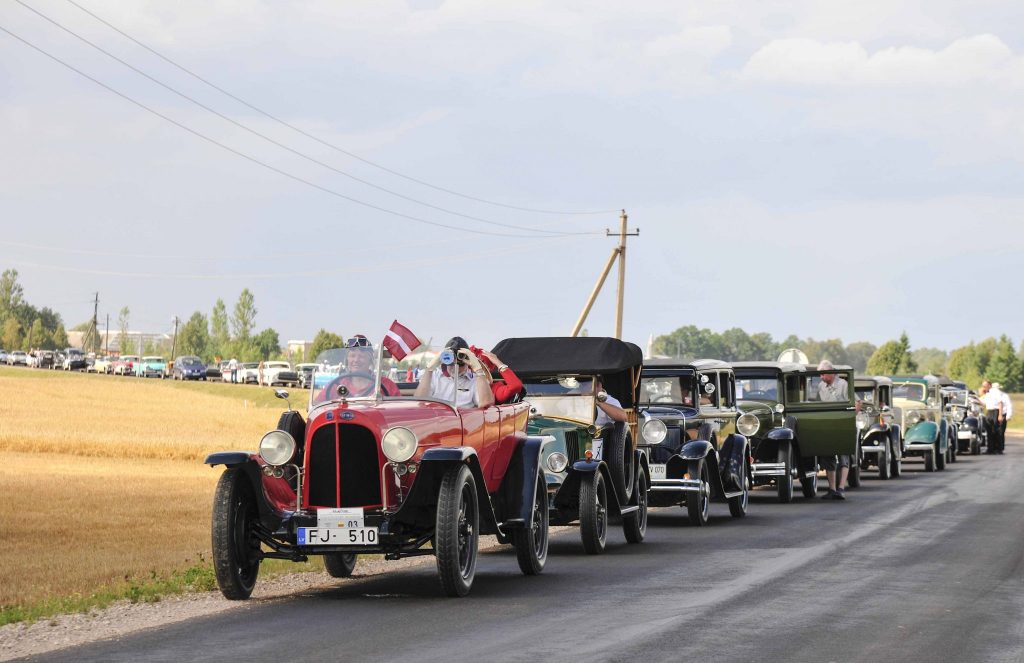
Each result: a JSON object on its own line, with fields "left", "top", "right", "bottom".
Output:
{"left": 492, "top": 336, "right": 649, "bottom": 554}
{"left": 171, "top": 355, "right": 207, "bottom": 380}
{"left": 890, "top": 375, "right": 949, "bottom": 472}
{"left": 637, "top": 359, "right": 751, "bottom": 523}
{"left": 6, "top": 350, "right": 28, "bottom": 366}
{"left": 134, "top": 356, "right": 166, "bottom": 378}
{"left": 944, "top": 385, "right": 985, "bottom": 455}
{"left": 296, "top": 363, "right": 318, "bottom": 389}
{"left": 734, "top": 361, "right": 858, "bottom": 499}
{"left": 205, "top": 343, "right": 553, "bottom": 599}
{"left": 61, "top": 348, "right": 88, "bottom": 371}
{"left": 853, "top": 376, "right": 902, "bottom": 481}
{"left": 260, "top": 361, "right": 296, "bottom": 387}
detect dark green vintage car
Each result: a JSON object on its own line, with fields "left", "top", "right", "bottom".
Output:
{"left": 492, "top": 337, "right": 648, "bottom": 554}
{"left": 853, "top": 376, "right": 902, "bottom": 482}
{"left": 890, "top": 375, "right": 950, "bottom": 472}
{"left": 637, "top": 360, "right": 751, "bottom": 525}
{"left": 734, "top": 362, "right": 857, "bottom": 500}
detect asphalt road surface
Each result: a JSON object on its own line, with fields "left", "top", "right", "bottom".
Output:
{"left": 32, "top": 440, "right": 1024, "bottom": 663}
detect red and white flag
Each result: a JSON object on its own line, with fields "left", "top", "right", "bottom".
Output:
{"left": 383, "top": 320, "right": 421, "bottom": 361}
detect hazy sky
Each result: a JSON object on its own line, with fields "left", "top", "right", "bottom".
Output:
{"left": 2, "top": 0, "right": 1022, "bottom": 352}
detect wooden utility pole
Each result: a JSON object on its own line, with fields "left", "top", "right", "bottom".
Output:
{"left": 570, "top": 210, "right": 638, "bottom": 339}
{"left": 170, "top": 316, "right": 180, "bottom": 361}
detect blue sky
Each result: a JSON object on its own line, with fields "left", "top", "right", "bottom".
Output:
{"left": 2, "top": 0, "right": 1022, "bottom": 351}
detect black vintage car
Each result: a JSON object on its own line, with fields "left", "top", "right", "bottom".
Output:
{"left": 853, "top": 376, "right": 902, "bottom": 481}
{"left": 493, "top": 337, "right": 649, "bottom": 554}
{"left": 637, "top": 360, "right": 751, "bottom": 524}
{"left": 945, "top": 382, "right": 985, "bottom": 455}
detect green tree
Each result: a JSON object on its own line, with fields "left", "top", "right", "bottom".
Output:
{"left": 51, "top": 322, "right": 68, "bottom": 349}
{"left": 866, "top": 332, "right": 917, "bottom": 375}
{"left": 911, "top": 347, "right": 948, "bottom": 376}
{"left": 802, "top": 338, "right": 848, "bottom": 366}
{"left": 231, "top": 289, "right": 257, "bottom": 342}
{"left": 252, "top": 328, "right": 281, "bottom": 361}
{"left": 308, "top": 329, "right": 344, "bottom": 361}
{"left": 947, "top": 344, "right": 982, "bottom": 387}
{"left": 974, "top": 337, "right": 997, "bottom": 376}
{"left": 27, "top": 318, "right": 49, "bottom": 350}
{"left": 178, "top": 312, "right": 210, "bottom": 359}
{"left": 209, "top": 299, "right": 230, "bottom": 358}
{"left": 3, "top": 317, "right": 22, "bottom": 350}
{"left": 117, "top": 307, "right": 130, "bottom": 354}
{"left": 845, "top": 341, "right": 877, "bottom": 373}
{"left": 0, "top": 269, "right": 24, "bottom": 325}
{"left": 985, "top": 335, "right": 1022, "bottom": 392}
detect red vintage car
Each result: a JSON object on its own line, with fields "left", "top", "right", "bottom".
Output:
{"left": 205, "top": 345, "right": 552, "bottom": 598}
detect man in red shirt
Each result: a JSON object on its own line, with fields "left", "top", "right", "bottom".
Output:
{"left": 334, "top": 335, "right": 400, "bottom": 398}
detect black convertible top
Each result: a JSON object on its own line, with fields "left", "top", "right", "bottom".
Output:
{"left": 492, "top": 337, "right": 643, "bottom": 407}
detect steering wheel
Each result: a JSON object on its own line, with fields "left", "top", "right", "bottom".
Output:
{"left": 322, "top": 372, "right": 376, "bottom": 399}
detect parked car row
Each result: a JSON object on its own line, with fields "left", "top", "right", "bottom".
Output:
{"left": 204, "top": 335, "right": 996, "bottom": 602}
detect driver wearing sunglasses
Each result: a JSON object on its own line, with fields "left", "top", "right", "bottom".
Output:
{"left": 335, "top": 335, "right": 400, "bottom": 397}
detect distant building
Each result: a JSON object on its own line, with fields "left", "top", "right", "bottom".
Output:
{"left": 287, "top": 339, "right": 312, "bottom": 361}
{"left": 68, "top": 330, "right": 171, "bottom": 354}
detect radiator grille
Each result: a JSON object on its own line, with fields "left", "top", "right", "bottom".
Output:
{"left": 306, "top": 423, "right": 382, "bottom": 508}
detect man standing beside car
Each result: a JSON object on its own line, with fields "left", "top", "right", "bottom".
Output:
{"left": 982, "top": 380, "right": 1006, "bottom": 454}
{"left": 817, "top": 360, "right": 851, "bottom": 500}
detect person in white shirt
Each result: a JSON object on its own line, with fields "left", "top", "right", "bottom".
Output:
{"left": 591, "top": 376, "right": 628, "bottom": 461}
{"left": 817, "top": 360, "right": 851, "bottom": 499}
{"left": 414, "top": 336, "right": 494, "bottom": 408}
{"left": 979, "top": 380, "right": 1005, "bottom": 454}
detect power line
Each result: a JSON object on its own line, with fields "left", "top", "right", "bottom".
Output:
{"left": 0, "top": 24, "right": 589, "bottom": 240}
{"left": 64, "top": 0, "right": 617, "bottom": 216}
{"left": 16, "top": 0, "right": 596, "bottom": 237}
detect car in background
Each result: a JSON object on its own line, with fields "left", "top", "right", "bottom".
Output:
{"left": 259, "top": 361, "right": 296, "bottom": 386}
{"left": 171, "top": 355, "right": 207, "bottom": 381}
{"left": 890, "top": 375, "right": 948, "bottom": 472}
{"left": 206, "top": 364, "right": 223, "bottom": 380}
{"left": 61, "top": 348, "right": 87, "bottom": 371}
{"left": 113, "top": 355, "right": 139, "bottom": 375}
{"left": 0, "top": 350, "right": 7, "bottom": 364}
{"left": 945, "top": 385, "right": 985, "bottom": 455}
{"left": 853, "top": 376, "right": 902, "bottom": 481}
{"left": 92, "top": 355, "right": 115, "bottom": 374}
{"left": 6, "top": 350, "right": 28, "bottom": 366}
{"left": 135, "top": 356, "right": 167, "bottom": 378}
{"left": 238, "top": 362, "right": 260, "bottom": 384}
{"left": 33, "top": 350, "right": 56, "bottom": 369}
{"left": 296, "top": 363, "right": 318, "bottom": 389}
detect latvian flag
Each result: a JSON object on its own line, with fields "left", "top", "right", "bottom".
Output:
{"left": 383, "top": 320, "right": 421, "bottom": 361}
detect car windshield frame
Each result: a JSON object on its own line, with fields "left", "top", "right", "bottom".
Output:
{"left": 522, "top": 375, "right": 598, "bottom": 424}
{"left": 892, "top": 382, "right": 926, "bottom": 402}
{"left": 639, "top": 368, "right": 699, "bottom": 408}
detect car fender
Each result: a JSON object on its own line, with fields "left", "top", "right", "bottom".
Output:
{"left": 766, "top": 427, "right": 794, "bottom": 442}
{"left": 497, "top": 434, "right": 553, "bottom": 529}
{"left": 205, "top": 453, "right": 287, "bottom": 530}
{"left": 964, "top": 415, "right": 980, "bottom": 432}
{"left": 905, "top": 420, "right": 939, "bottom": 444}
{"left": 394, "top": 447, "right": 501, "bottom": 536}
{"left": 938, "top": 418, "right": 949, "bottom": 451}
{"left": 679, "top": 439, "right": 713, "bottom": 461}
{"left": 719, "top": 433, "right": 749, "bottom": 493}
{"left": 204, "top": 451, "right": 253, "bottom": 467}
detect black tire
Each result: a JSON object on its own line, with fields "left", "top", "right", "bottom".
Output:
{"left": 936, "top": 442, "right": 946, "bottom": 471}
{"left": 603, "top": 422, "right": 634, "bottom": 502}
{"left": 971, "top": 435, "right": 980, "bottom": 455}
{"left": 949, "top": 436, "right": 958, "bottom": 463}
{"left": 686, "top": 459, "right": 710, "bottom": 526}
{"left": 800, "top": 457, "right": 818, "bottom": 498}
{"left": 276, "top": 410, "right": 306, "bottom": 450}
{"left": 847, "top": 444, "right": 861, "bottom": 488}
{"left": 622, "top": 465, "right": 647, "bottom": 543}
{"left": 211, "top": 467, "right": 261, "bottom": 600}
{"left": 777, "top": 444, "right": 794, "bottom": 503}
{"left": 512, "top": 469, "right": 548, "bottom": 575}
{"left": 728, "top": 459, "right": 749, "bottom": 518}
{"left": 878, "top": 444, "right": 891, "bottom": 480}
{"left": 579, "top": 471, "right": 608, "bottom": 554}
{"left": 435, "top": 464, "right": 479, "bottom": 597}
{"left": 924, "top": 450, "right": 935, "bottom": 472}
{"left": 323, "top": 553, "right": 357, "bottom": 578}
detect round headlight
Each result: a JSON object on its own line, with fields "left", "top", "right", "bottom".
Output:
{"left": 545, "top": 451, "right": 568, "bottom": 473}
{"left": 642, "top": 419, "right": 668, "bottom": 445}
{"left": 259, "top": 430, "right": 296, "bottom": 466}
{"left": 856, "top": 412, "right": 870, "bottom": 430}
{"left": 907, "top": 411, "right": 922, "bottom": 425}
{"left": 382, "top": 427, "right": 417, "bottom": 463}
{"left": 737, "top": 413, "right": 760, "bottom": 437}
{"left": 774, "top": 403, "right": 785, "bottom": 414}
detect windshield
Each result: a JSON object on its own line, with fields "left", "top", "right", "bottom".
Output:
{"left": 144, "top": 356, "right": 163, "bottom": 362}
{"left": 179, "top": 357, "right": 200, "bottom": 365}
{"left": 893, "top": 382, "right": 926, "bottom": 401}
{"left": 855, "top": 386, "right": 875, "bottom": 403}
{"left": 309, "top": 346, "right": 387, "bottom": 407}
{"left": 522, "top": 376, "right": 597, "bottom": 423}
{"left": 946, "top": 390, "right": 968, "bottom": 406}
{"left": 640, "top": 370, "right": 698, "bottom": 406}
{"left": 736, "top": 377, "right": 780, "bottom": 402}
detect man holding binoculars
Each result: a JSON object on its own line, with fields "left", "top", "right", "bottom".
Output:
{"left": 414, "top": 336, "right": 495, "bottom": 408}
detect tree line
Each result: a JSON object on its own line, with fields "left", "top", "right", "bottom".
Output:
{"left": 0, "top": 270, "right": 70, "bottom": 351}
{"left": 653, "top": 326, "right": 1023, "bottom": 391}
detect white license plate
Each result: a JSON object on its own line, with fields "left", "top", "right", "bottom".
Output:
{"left": 649, "top": 463, "right": 667, "bottom": 481}
{"left": 316, "top": 507, "right": 364, "bottom": 529}
{"left": 297, "top": 527, "right": 378, "bottom": 546}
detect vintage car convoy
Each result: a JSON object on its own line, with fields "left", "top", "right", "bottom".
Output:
{"left": 945, "top": 382, "right": 985, "bottom": 455}
{"left": 492, "top": 337, "right": 648, "bottom": 554}
{"left": 890, "top": 375, "right": 949, "bottom": 472}
{"left": 853, "top": 377, "right": 902, "bottom": 481}
{"left": 638, "top": 360, "right": 750, "bottom": 522}
{"left": 205, "top": 344, "right": 552, "bottom": 598}
{"left": 734, "top": 362, "right": 857, "bottom": 499}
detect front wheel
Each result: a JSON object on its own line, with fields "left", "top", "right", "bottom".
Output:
{"left": 800, "top": 458, "right": 818, "bottom": 498}
{"left": 435, "top": 464, "right": 479, "bottom": 597}
{"left": 686, "top": 459, "right": 711, "bottom": 526}
{"left": 878, "top": 445, "right": 891, "bottom": 480}
{"left": 323, "top": 553, "right": 357, "bottom": 578}
{"left": 777, "top": 445, "right": 794, "bottom": 503}
{"left": 924, "top": 450, "right": 936, "bottom": 472}
{"left": 936, "top": 442, "right": 947, "bottom": 471}
{"left": 512, "top": 469, "right": 548, "bottom": 575}
{"left": 622, "top": 466, "right": 647, "bottom": 543}
{"left": 847, "top": 446, "right": 862, "bottom": 488}
{"left": 728, "top": 460, "right": 749, "bottom": 518}
{"left": 211, "top": 467, "right": 262, "bottom": 600}
{"left": 579, "top": 471, "right": 608, "bottom": 554}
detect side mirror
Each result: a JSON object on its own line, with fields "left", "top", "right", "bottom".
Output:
{"left": 274, "top": 389, "right": 292, "bottom": 412}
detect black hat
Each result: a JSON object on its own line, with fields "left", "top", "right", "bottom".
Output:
{"left": 445, "top": 336, "right": 468, "bottom": 352}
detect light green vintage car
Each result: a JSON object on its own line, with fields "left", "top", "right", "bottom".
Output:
{"left": 889, "top": 375, "right": 949, "bottom": 472}
{"left": 135, "top": 355, "right": 167, "bottom": 378}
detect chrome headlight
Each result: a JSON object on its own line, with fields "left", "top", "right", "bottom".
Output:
{"left": 382, "top": 426, "right": 417, "bottom": 463}
{"left": 856, "top": 412, "right": 870, "bottom": 430}
{"left": 642, "top": 419, "right": 668, "bottom": 445}
{"left": 259, "top": 430, "right": 296, "bottom": 466}
{"left": 774, "top": 403, "right": 785, "bottom": 414}
{"left": 907, "top": 411, "right": 922, "bottom": 426}
{"left": 737, "top": 413, "right": 760, "bottom": 437}
{"left": 545, "top": 451, "right": 568, "bottom": 473}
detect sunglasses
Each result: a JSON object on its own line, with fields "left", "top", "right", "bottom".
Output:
{"left": 346, "top": 336, "right": 371, "bottom": 348}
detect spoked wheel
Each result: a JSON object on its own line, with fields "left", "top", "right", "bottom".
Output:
{"left": 686, "top": 459, "right": 711, "bottom": 526}
{"left": 579, "top": 471, "right": 608, "bottom": 554}
{"left": 623, "top": 465, "right": 648, "bottom": 543}
{"left": 800, "top": 457, "right": 818, "bottom": 498}
{"left": 878, "top": 445, "right": 891, "bottom": 480}
{"left": 728, "top": 460, "right": 749, "bottom": 518}
{"left": 436, "top": 464, "right": 479, "bottom": 597}
{"left": 323, "top": 553, "right": 358, "bottom": 578}
{"left": 512, "top": 468, "right": 549, "bottom": 575}
{"left": 211, "top": 467, "right": 262, "bottom": 600}
{"left": 777, "top": 444, "right": 794, "bottom": 504}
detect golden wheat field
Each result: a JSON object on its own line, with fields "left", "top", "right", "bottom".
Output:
{"left": 0, "top": 367, "right": 282, "bottom": 609}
